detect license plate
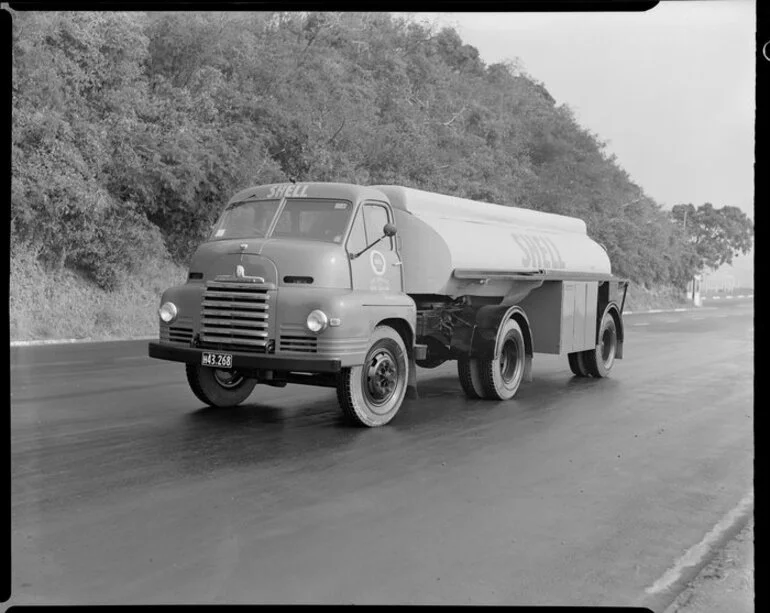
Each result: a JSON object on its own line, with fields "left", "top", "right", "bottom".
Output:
{"left": 201, "top": 352, "right": 233, "bottom": 368}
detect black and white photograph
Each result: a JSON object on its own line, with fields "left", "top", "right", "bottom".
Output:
{"left": 9, "top": 2, "right": 755, "bottom": 609}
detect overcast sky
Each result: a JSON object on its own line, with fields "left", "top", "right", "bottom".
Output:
{"left": 406, "top": 2, "right": 755, "bottom": 219}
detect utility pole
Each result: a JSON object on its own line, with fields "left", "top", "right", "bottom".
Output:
{"left": 680, "top": 208, "right": 698, "bottom": 304}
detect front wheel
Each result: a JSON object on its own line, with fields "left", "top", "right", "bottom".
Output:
{"left": 186, "top": 364, "right": 258, "bottom": 408}
{"left": 583, "top": 310, "right": 618, "bottom": 378}
{"left": 337, "top": 325, "right": 409, "bottom": 427}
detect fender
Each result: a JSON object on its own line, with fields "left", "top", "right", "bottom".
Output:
{"left": 598, "top": 301, "right": 624, "bottom": 360}
{"left": 471, "top": 304, "right": 534, "bottom": 382}
{"left": 376, "top": 315, "right": 420, "bottom": 401}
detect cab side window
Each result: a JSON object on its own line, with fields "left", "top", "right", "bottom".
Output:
{"left": 347, "top": 208, "right": 368, "bottom": 255}
{"left": 363, "top": 204, "right": 393, "bottom": 250}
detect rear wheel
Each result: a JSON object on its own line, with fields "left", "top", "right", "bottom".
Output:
{"left": 337, "top": 325, "right": 409, "bottom": 427}
{"left": 477, "top": 318, "right": 526, "bottom": 400}
{"left": 583, "top": 310, "right": 618, "bottom": 378}
{"left": 185, "top": 364, "right": 258, "bottom": 407}
{"left": 568, "top": 351, "right": 590, "bottom": 377}
{"left": 458, "top": 358, "right": 485, "bottom": 398}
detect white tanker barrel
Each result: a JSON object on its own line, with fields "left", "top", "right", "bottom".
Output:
{"left": 372, "top": 185, "right": 613, "bottom": 298}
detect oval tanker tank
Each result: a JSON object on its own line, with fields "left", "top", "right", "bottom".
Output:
{"left": 372, "top": 185, "right": 612, "bottom": 302}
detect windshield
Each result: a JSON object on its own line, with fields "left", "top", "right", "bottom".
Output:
{"left": 209, "top": 197, "right": 354, "bottom": 244}
{"left": 271, "top": 198, "right": 353, "bottom": 244}
{"left": 210, "top": 199, "right": 281, "bottom": 240}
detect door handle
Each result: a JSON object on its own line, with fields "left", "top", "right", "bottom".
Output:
{"left": 392, "top": 261, "right": 403, "bottom": 267}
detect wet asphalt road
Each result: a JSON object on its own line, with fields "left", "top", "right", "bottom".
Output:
{"left": 10, "top": 299, "right": 753, "bottom": 606}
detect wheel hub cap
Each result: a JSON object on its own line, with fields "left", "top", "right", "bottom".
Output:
{"left": 500, "top": 339, "right": 519, "bottom": 382}
{"left": 602, "top": 329, "right": 616, "bottom": 364}
{"left": 214, "top": 369, "right": 244, "bottom": 388}
{"left": 365, "top": 351, "right": 397, "bottom": 404}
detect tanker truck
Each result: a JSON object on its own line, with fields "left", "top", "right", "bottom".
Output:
{"left": 148, "top": 182, "right": 628, "bottom": 427}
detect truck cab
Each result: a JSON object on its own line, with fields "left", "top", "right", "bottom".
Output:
{"left": 148, "top": 183, "right": 419, "bottom": 427}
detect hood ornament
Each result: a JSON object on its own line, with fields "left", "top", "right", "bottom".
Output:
{"left": 231, "top": 263, "right": 265, "bottom": 284}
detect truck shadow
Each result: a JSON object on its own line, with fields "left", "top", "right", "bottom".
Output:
{"left": 170, "top": 369, "right": 623, "bottom": 477}
{"left": 188, "top": 403, "right": 294, "bottom": 425}
{"left": 184, "top": 369, "right": 621, "bottom": 430}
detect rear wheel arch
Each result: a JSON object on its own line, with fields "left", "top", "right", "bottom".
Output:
{"left": 507, "top": 308, "right": 534, "bottom": 383}
{"left": 595, "top": 279, "right": 625, "bottom": 356}
{"left": 508, "top": 309, "right": 534, "bottom": 360}
{"left": 472, "top": 305, "right": 534, "bottom": 382}
{"left": 600, "top": 302, "right": 624, "bottom": 359}
{"left": 584, "top": 307, "right": 620, "bottom": 377}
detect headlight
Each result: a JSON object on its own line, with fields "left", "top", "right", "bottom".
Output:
{"left": 306, "top": 309, "right": 329, "bottom": 333}
{"left": 159, "top": 302, "right": 178, "bottom": 324}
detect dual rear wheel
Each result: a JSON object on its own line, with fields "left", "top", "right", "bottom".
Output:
{"left": 568, "top": 310, "right": 618, "bottom": 378}
{"left": 458, "top": 318, "right": 526, "bottom": 401}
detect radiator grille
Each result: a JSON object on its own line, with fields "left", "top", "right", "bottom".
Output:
{"left": 279, "top": 335, "right": 318, "bottom": 353}
{"left": 160, "top": 325, "right": 194, "bottom": 344}
{"left": 200, "top": 280, "right": 270, "bottom": 349}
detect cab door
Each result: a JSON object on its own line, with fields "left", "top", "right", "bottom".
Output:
{"left": 348, "top": 201, "right": 403, "bottom": 294}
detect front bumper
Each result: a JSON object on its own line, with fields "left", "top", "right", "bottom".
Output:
{"left": 148, "top": 342, "right": 342, "bottom": 373}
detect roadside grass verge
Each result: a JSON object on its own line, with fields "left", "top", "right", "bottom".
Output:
{"left": 10, "top": 248, "right": 186, "bottom": 342}
{"left": 623, "top": 282, "right": 690, "bottom": 312}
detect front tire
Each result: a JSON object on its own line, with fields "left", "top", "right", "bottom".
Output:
{"left": 477, "top": 318, "right": 526, "bottom": 400}
{"left": 583, "top": 310, "right": 618, "bottom": 378}
{"left": 337, "top": 325, "right": 409, "bottom": 427}
{"left": 186, "top": 364, "right": 258, "bottom": 408}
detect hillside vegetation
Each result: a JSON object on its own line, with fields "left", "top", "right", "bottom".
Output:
{"left": 11, "top": 11, "right": 744, "bottom": 340}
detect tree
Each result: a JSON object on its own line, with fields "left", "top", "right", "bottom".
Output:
{"left": 9, "top": 9, "right": 717, "bottom": 293}
{"left": 11, "top": 11, "right": 167, "bottom": 287}
{"left": 671, "top": 203, "right": 754, "bottom": 270}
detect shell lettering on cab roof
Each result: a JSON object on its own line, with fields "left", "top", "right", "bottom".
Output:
{"left": 266, "top": 183, "right": 310, "bottom": 199}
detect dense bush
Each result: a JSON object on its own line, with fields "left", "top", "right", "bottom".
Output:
{"left": 10, "top": 11, "right": 752, "bottom": 291}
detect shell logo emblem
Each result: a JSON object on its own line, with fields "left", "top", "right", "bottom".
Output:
{"left": 370, "top": 250, "right": 387, "bottom": 276}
